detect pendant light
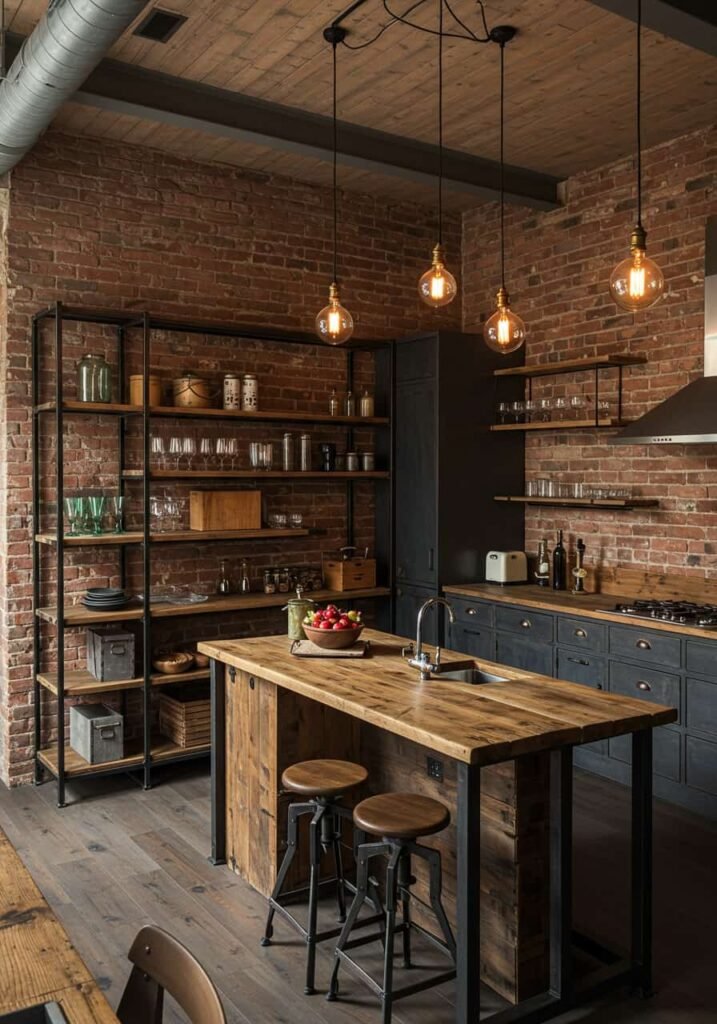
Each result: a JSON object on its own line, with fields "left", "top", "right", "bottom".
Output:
{"left": 315, "top": 27, "right": 354, "bottom": 345}
{"left": 418, "top": 0, "right": 457, "bottom": 308}
{"left": 609, "top": 0, "right": 664, "bottom": 311}
{"left": 483, "top": 26, "right": 525, "bottom": 354}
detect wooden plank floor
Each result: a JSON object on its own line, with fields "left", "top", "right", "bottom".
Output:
{"left": 0, "top": 766, "right": 715, "bottom": 1023}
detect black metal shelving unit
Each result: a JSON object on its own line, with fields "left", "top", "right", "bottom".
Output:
{"left": 32, "top": 303, "right": 394, "bottom": 806}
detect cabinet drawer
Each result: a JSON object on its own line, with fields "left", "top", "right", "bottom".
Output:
{"left": 448, "top": 596, "right": 494, "bottom": 628}
{"left": 556, "top": 650, "right": 606, "bottom": 689}
{"left": 608, "top": 625, "right": 681, "bottom": 669}
{"left": 686, "top": 735, "right": 717, "bottom": 797}
{"left": 685, "top": 640, "right": 717, "bottom": 679}
{"left": 557, "top": 616, "right": 606, "bottom": 653}
{"left": 686, "top": 676, "right": 717, "bottom": 741}
{"left": 609, "top": 728, "right": 681, "bottom": 782}
{"left": 495, "top": 632, "right": 553, "bottom": 676}
{"left": 495, "top": 605, "right": 554, "bottom": 645}
{"left": 609, "top": 661, "right": 681, "bottom": 722}
{"left": 449, "top": 623, "right": 495, "bottom": 661}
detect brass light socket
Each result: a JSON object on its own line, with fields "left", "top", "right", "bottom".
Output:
{"left": 496, "top": 285, "right": 510, "bottom": 310}
{"left": 629, "top": 223, "right": 647, "bottom": 254}
{"left": 432, "top": 243, "right": 446, "bottom": 267}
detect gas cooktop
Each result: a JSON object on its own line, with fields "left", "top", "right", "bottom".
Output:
{"left": 614, "top": 599, "right": 717, "bottom": 629}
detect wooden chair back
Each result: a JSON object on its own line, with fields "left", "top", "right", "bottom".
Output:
{"left": 117, "top": 925, "right": 226, "bottom": 1024}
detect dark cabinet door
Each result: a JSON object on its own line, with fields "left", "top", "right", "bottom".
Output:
{"left": 448, "top": 622, "right": 496, "bottom": 661}
{"left": 556, "top": 649, "right": 608, "bottom": 757}
{"left": 395, "top": 378, "right": 437, "bottom": 585}
{"left": 395, "top": 584, "right": 438, "bottom": 646}
{"left": 495, "top": 632, "right": 554, "bottom": 676}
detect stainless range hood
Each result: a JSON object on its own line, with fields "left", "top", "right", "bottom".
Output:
{"left": 614, "top": 216, "right": 717, "bottom": 445}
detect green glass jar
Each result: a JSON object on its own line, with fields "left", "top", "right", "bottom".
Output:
{"left": 77, "top": 353, "right": 111, "bottom": 403}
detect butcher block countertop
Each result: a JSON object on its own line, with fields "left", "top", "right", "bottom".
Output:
{"left": 199, "top": 629, "right": 676, "bottom": 766}
{"left": 0, "top": 826, "right": 119, "bottom": 1021}
{"left": 444, "top": 582, "right": 717, "bottom": 640}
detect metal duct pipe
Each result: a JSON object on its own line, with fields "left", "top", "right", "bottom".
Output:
{"left": 0, "top": 0, "right": 149, "bottom": 174}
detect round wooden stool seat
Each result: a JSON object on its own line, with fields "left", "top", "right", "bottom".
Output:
{"left": 281, "top": 759, "right": 368, "bottom": 798}
{"left": 353, "top": 792, "right": 450, "bottom": 840}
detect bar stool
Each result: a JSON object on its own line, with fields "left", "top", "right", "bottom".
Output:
{"left": 261, "top": 758, "right": 381, "bottom": 995}
{"left": 327, "top": 792, "right": 456, "bottom": 1024}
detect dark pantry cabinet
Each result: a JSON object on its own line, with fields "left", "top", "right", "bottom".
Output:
{"left": 386, "top": 330, "right": 524, "bottom": 641}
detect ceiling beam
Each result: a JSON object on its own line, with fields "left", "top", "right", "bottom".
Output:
{"left": 584, "top": 0, "right": 717, "bottom": 56}
{"left": 5, "top": 33, "right": 560, "bottom": 210}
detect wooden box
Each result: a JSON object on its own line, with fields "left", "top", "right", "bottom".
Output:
{"left": 159, "top": 684, "right": 210, "bottom": 748}
{"left": 322, "top": 554, "right": 377, "bottom": 591}
{"left": 189, "top": 490, "right": 261, "bottom": 532}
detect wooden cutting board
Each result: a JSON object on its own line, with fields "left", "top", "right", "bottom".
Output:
{"left": 290, "top": 639, "right": 371, "bottom": 659}
{"left": 189, "top": 490, "right": 261, "bottom": 531}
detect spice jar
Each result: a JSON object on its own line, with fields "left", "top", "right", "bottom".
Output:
{"left": 344, "top": 390, "right": 356, "bottom": 416}
{"left": 241, "top": 373, "right": 258, "bottom": 411}
{"left": 360, "top": 452, "right": 375, "bottom": 472}
{"left": 346, "top": 451, "right": 359, "bottom": 472}
{"left": 359, "top": 389, "right": 375, "bottom": 417}
{"left": 77, "top": 353, "right": 111, "bottom": 403}
{"left": 223, "top": 373, "right": 241, "bottom": 410}
{"left": 263, "top": 570, "right": 276, "bottom": 594}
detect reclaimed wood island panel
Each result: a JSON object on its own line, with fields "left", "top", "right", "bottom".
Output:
{"left": 200, "top": 629, "right": 676, "bottom": 1018}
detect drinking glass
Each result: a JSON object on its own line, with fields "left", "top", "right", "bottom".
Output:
{"left": 150, "top": 496, "right": 166, "bottom": 533}
{"left": 63, "top": 496, "right": 84, "bottom": 536}
{"left": 87, "top": 496, "right": 106, "bottom": 535}
{"left": 150, "top": 436, "right": 165, "bottom": 467}
{"left": 168, "top": 437, "right": 183, "bottom": 470}
{"left": 182, "top": 436, "right": 196, "bottom": 470}
{"left": 269, "top": 513, "right": 287, "bottom": 529}
{"left": 525, "top": 480, "right": 538, "bottom": 497}
{"left": 199, "top": 437, "right": 214, "bottom": 470}
{"left": 108, "top": 496, "right": 125, "bottom": 533}
{"left": 597, "top": 398, "right": 610, "bottom": 422}
{"left": 289, "top": 512, "right": 303, "bottom": 529}
{"left": 553, "top": 397, "right": 567, "bottom": 420}
{"left": 250, "top": 442, "right": 272, "bottom": 470}
{"left": 497, "top": 401, "right": 510, "bottom": 425}
{"left": 524, "top": 399, "right": 537, "bottom": 424}
{"left": 511, "top": 400, "right": 525, "bottom": 424}
{"left": 538, "top": 398, "right": 553, "bottom": 422}
{"left": 570, "top": 395, "right": 587, "bottom": 420}
{"left": 225, "top": 437, "right": 238, "bottom": 470}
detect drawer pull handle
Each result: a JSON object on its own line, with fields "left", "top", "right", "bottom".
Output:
{"left": 596, "top": 683, "right": 603, "bottom": 690}
{"left": 636, "top": 680, "right": 652, "bottom": 692}
{"left": 636, "top": 639, "right": 651, "bottom": 651}
{"left": 467, "top": 608, "right": 477, "bottom": 616}
{"left": 520, "top": 619, "right": 531, "bottom": 629}
{"left": 568, "top": 657, "right": 590, "bottom": 666}
{"left": 574, "top": 628, "right": 587, "bottom": 638}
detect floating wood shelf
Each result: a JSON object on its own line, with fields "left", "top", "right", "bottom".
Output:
{"left": 37, "top": 666, "right": 210, "bottom": 696}
{"left": 37, "top": 734, "right": 210, "bottom": 779}
{"left": 36, "top": 527, "right": 312, "bottom": 546}
{"left": 36, "top": 586, "right": 392, "bottom": 627}
{"left": 36, "top": 401, "right": 389, "bottom": 427}
{"left": 491, "top": 418, "right": 629, "bottom": 432}
{"left": 495, "top": 496, "right": 660, "bottom": 510}
{"left": 122, "top": 469, "right": 389, "bottom": 480}
{"left": 493, "top": 355, "right": 647, "bottom": 378}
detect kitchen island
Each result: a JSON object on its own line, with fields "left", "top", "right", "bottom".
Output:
{"left": 200, "top": 629, "right": 676, "bottom": 1023}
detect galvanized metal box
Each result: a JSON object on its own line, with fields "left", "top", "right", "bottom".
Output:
{"left": 86, "top": 625, "right": 135, "bottom": 682}
{"left": 69, "top": 703, "right": 124, "bottom": 764}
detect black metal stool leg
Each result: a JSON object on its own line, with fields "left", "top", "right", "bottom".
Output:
{"left": 332, "top": 816, "right": 347, "bottom": 923}
{"left": 261, "top": 800, "right": 314, "bottom": 946}
{"left": 381, "top": 846, "right": 401, "bottom": 1024}
{"left": 305, "top": 805, "right": 324, "bottom": 995}
{"left": 424, "top": 845, "right": 456, "bottom": 959}
{"left": 327, "top": 841, "right": 374, "bottom": 1001}
{"left": 398, "top": 850, "right": 412, "bottom": 969}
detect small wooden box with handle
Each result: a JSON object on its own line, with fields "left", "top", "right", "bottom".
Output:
{"left": 322, "top": 547, "right": 376, "bottom": 591}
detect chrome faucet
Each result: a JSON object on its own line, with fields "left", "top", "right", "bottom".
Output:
{"left": 408, "top": 597, "right": 455, "bottom": 681}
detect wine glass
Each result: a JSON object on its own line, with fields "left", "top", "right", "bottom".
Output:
{"left": 150, "top": 436, "right": 165, "bottom": 468}
{"left": 199, "top": 437, "right": 214, "bottom": 470}
{"left": 224, "top": 437, "right": 238, "bottom": 470}
{"left": 168, "top": 437, "right": 183, "bottom": 471}
{"left": 87, "top": 496, "right": 106, "bottom": 535}
{"left": 570, "top": 395, "right": 587, "bottom": 420}
{"left": 217, "top": 437, "right": 229, "bottom": 470}
{"left": 553, "top": 397, "right": 568, "bottom": 420}
{"left": 538, "top": 398, "right": 553, "bottom": 422}
{"left": 108, "top": 496, "right": 125, "bottom": 534}
{"left": 63, "top": 496, "right": 84, "bottom": 536}
{"left": 524, "top": 399, "right": 537, "bottom": 424}
{"left": 182, "top": 436, "right": 196, "bottom": 471}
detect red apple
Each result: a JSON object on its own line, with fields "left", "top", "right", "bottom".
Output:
{"left": 320, "top": 620, "right": 333, "bottom": 630}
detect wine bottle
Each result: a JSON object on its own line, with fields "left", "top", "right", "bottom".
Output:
{"left": 552, "top": 530, "right": 566, "bottom": 591}
{"left": 536, "top": 539, "right": 550, "bottom": 587}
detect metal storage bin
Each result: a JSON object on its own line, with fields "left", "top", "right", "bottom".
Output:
{"left": 70, "top": 704, "right": 124, "bottom": 764}
{"left": 86, "top": 625, "right": 135, "bottom": 682}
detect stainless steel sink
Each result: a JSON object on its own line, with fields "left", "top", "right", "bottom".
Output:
{"left": 430, "top": 668, "right": 509, "bottom": 685}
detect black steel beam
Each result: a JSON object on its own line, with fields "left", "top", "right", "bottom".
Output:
{"left": 585, "top": 0, "right": 717, "bottom": 56}
{"left": 5, "top": 33, "right": 559, "bottom": 210}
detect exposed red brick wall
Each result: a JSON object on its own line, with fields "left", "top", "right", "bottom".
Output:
{"left": 462, "top": 125, "right": 716, "bottom": 581}
{"left": 1, "top": 130, "right": 461, "bottom": 785}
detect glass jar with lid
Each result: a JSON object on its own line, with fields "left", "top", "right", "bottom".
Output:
{"left": 359, "top": 388, "right": 375, "bottom": 417}
{"left": 76, "top": 353, "right": 111, "bottom": 403}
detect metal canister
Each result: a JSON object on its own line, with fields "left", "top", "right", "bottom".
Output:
{"left": 282, "top": 433, "right": 296, "bottom": 471}
{"left": 346, "top": 451, "right": 359, "bottom": 472}
{"left": 300, "top": 434, "right": 312, "bottom": 471}
{"left": 284, "top": 588, "right": 315, "bottom": 641}
{"left": 360, "top": 451, "right": 375, "bottom": 471}
{"left": 223, "top": 373, "right": 241, "bottom": 409}
{"left": 241, "top": 373, "right": 258, "bottom": 410}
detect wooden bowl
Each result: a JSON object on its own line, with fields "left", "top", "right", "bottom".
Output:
{"left": 153, "top": 652, "right": 195, "bottom": 675}
{"left": 193, "top": 650, "right": 210, "bottom": 668}
{"left": 303, "top": 623, "right": 364, "bottom": 650}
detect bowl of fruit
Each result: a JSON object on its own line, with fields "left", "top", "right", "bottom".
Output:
{"left": 303, "top": 605, "right": 364, "bottom": 649}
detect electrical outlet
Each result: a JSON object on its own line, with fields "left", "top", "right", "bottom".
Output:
{"left": 427, "top": 757, "right": 444, "bottom": 782}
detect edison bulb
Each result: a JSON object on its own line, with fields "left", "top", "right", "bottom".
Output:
{"left": 418, "top": 243, "right": 457, "bottom": 308}
{"left": 609, "top": 248, "right": 664, "bottom": 312}
{"left": 315, "top": 282, "right": 354, "bottom": 345}
{"left": 483, "top": 287, "right": 526, "bottom": 354}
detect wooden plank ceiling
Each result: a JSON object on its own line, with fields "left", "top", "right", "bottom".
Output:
{"left": 5, "top": 0, "right": 716, "bottom": 207}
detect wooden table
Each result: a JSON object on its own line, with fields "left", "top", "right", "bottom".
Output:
{"left": 201, "top": 629, "right": 677, "bottom": 1024}
{"left": 0, "top": 828, "right": 119, "bottom": 1022}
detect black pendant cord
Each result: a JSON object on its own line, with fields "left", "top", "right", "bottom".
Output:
{"left": 635, "top": 0, "right": 643, "bottom": 231}
{"left": 499, "top": 39, "right": 506, "bottom": 291}
{"left": 438, "top": 0, "right": 443, "bottom": 246}
{"left": 332, "top": 39, "right": 339, "bottom": 284}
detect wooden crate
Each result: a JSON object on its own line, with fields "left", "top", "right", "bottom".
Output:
{"left": 322, "top": 555, "right": 377, "bottom": 591}
{"left": 189, "top": 490, "right": 261, "bottom": 531}
{"left": 159, "top": 684, "right": 211, "bottom": 748}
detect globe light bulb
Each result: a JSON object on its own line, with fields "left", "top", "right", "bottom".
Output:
{"left": 315, "top": 282, "right": 354, "bottom": 345}
{"left": 609, "top": 229, "right": 664, "bottom": 311}
{"left": 483, "top": 287, "right": 526, "bottom": 354}
{"left": 418, "top": 243, "right": 457, "bottom": 308}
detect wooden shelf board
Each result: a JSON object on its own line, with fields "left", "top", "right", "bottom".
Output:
{"left": 490, "top": 418, "right": 628, "bottom": 432}
{"left": 36, "top": 527, "right": 311, "bottom": 546}
{"left": 122, "top": 469, "right": 389, "bottom": 480}
{"left": 37, "top": 734, "right": 210, "bottom": 778}
{"left": 36, "top": 586, "right": 391, "bottom": 626}
{"left": 494, "top": 496, "right": 660, "bottom": 509}
{"left": 36, "top": 401, "right": 388, "bottom": 427}
{"left": 37, "top": 667, "right": 210, "bottom": 696}
{"left": 493, "top": 355, "right": 647, "bottom": 378}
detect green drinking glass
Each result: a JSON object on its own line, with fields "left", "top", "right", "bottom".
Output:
{"left": 108, "top": 496, "right": 125, "bottom": 534}
{"left": 87, "top": 496, "right": 106, "bottom": 535}
{"left": 63, "top": 496, "right": 84, "bottom": 536}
